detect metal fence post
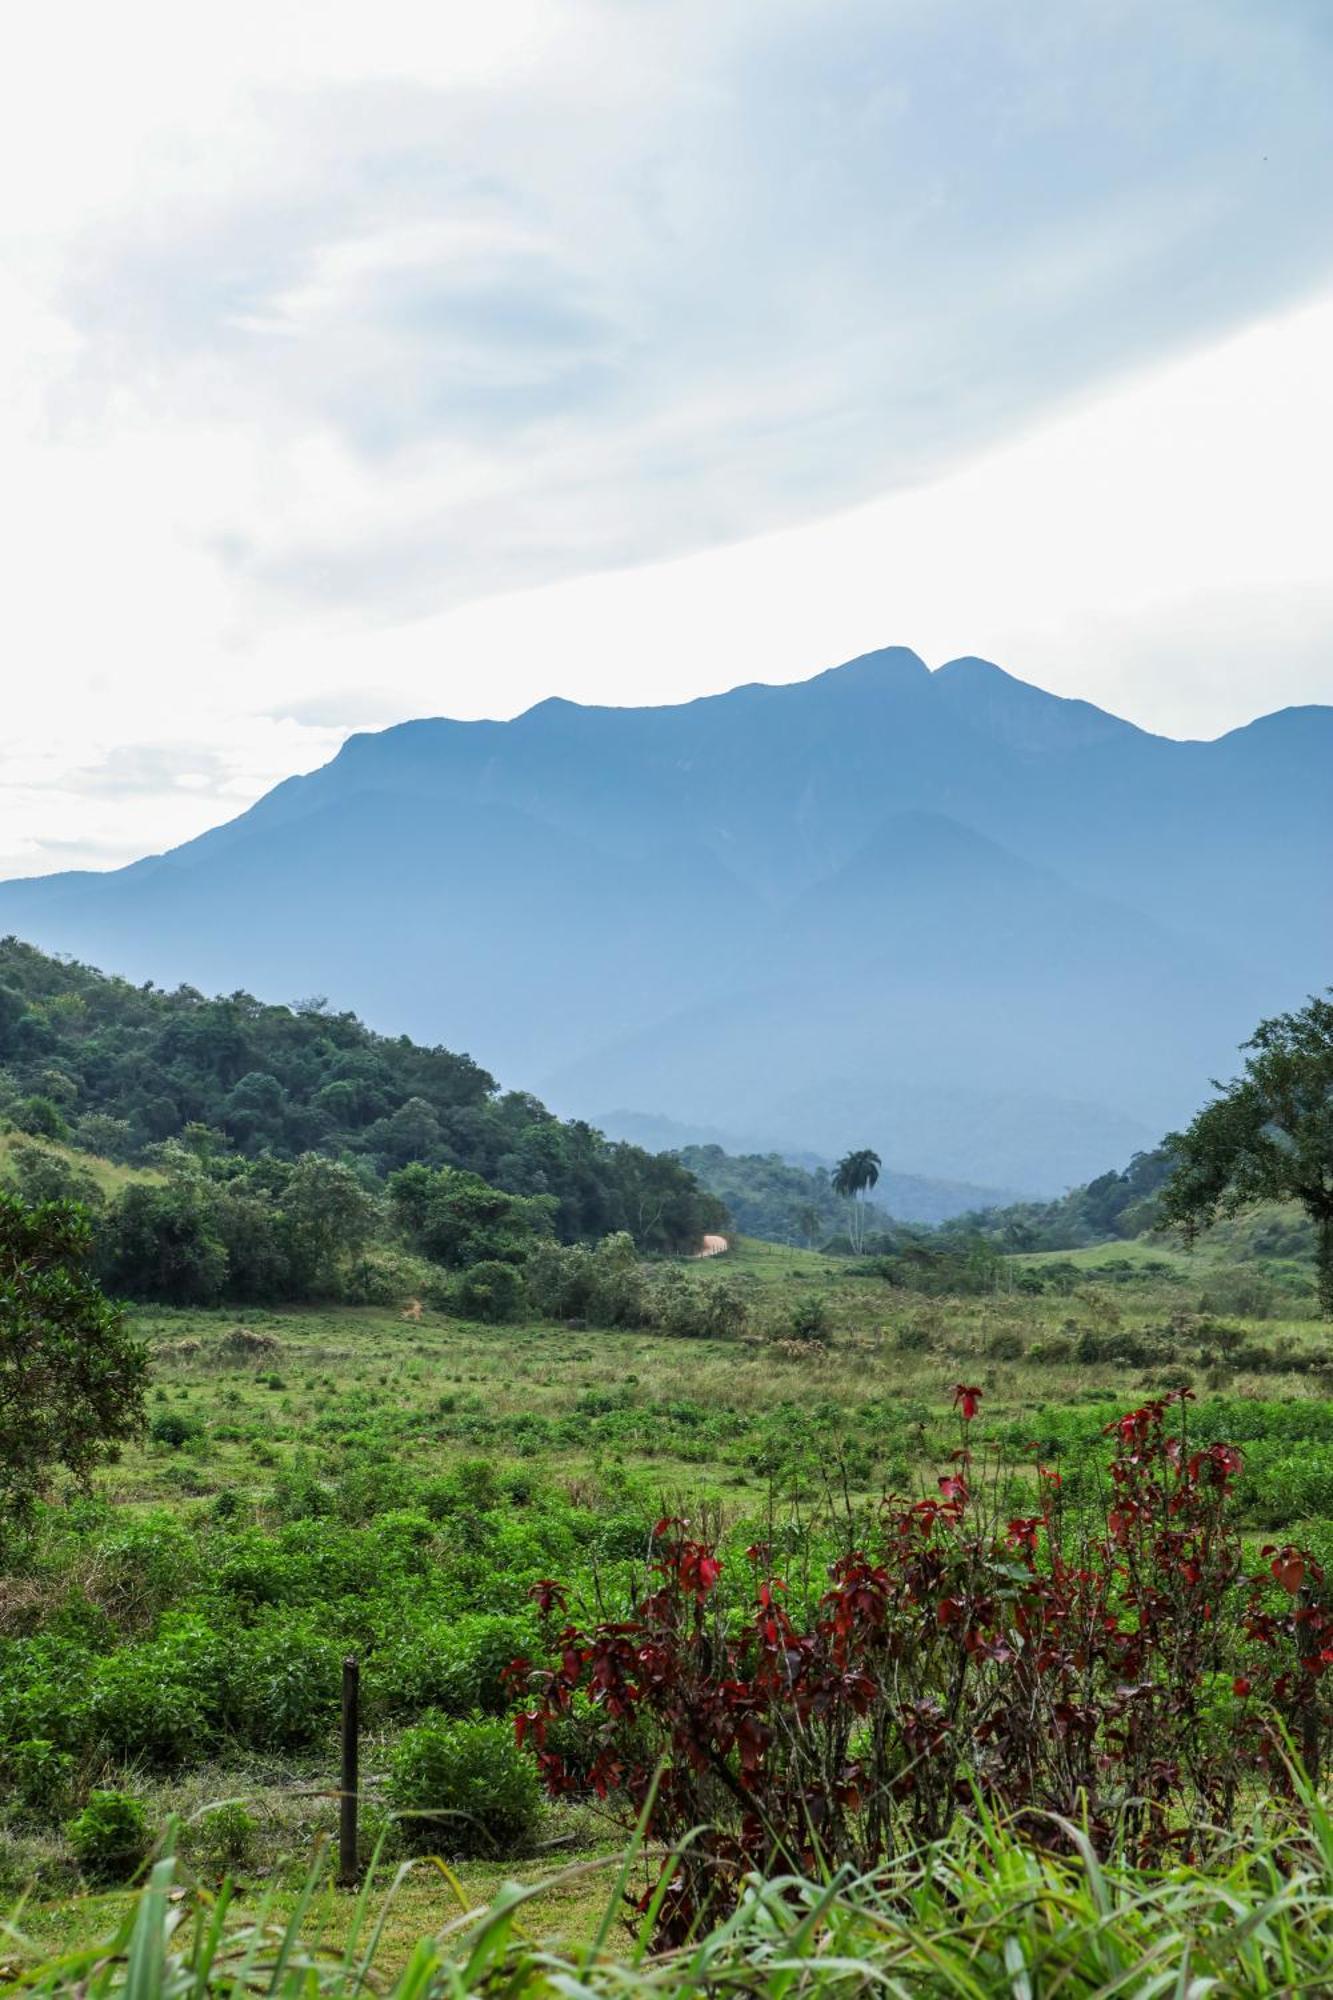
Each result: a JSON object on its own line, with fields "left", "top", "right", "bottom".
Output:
{"left": 339, "top": 1654, "right": 360, "bottom": 1887}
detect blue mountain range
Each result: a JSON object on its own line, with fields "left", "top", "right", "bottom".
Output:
{"left": 2, "top": 648, "right": 1327, "bottom": 1192}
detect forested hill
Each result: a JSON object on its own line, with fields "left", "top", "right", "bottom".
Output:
{"left": 0, "top": 937, "right": 721, "bottom": 1252}
{"left": 942, "top": 1149, "right": 1176, "bottom": 1251}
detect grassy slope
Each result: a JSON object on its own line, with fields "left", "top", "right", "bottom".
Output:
{"left": 0, "top": 1133, "right": 159, "bottom": 1199}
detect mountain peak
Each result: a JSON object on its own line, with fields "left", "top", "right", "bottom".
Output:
{"left": 931, "top": 655, "right": 1144, "bottom": 752}
{"left": 813, "top": 645, "right": 931, "bottom": 691}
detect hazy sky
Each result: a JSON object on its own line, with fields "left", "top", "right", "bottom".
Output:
{"left": 4, "top": 0, "right": 1333, "bottom": 876}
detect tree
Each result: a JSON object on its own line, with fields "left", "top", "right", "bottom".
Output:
{"left": 282, "top": 1154, "right": 379, "bottom": 1295}
{"left": 389, "top": 1163, "right": 555, "bottom": 1268}
{"left": 1160, "top": 993, "right": 1333, "bottom": 1316}
{"left": 98, "top": 1173, "right": 229, "bottom": 1305}
{"left": 0, "top": 1192, "right": 147, "bottom": 1522}
{"left": 10, "top": 1094, "right": 67, "bottom": 1141}
{"left": 795, "top": 1201, "right": 823, "bottom": 1248}
{"left": 832, "top": 1148, "right": 882, "bottom": 1253}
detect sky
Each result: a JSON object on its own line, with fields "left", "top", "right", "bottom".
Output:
{"left": 3, "top": 0, "right": 1332, "bottom": 877}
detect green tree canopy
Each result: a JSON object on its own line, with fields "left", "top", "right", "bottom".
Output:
{"left": 1160, "top": 993, "right": 1333, "bottom": 1315}
{"left": 0, "top": 1192, "right": 147, "bottom": 1522}
{"left": 389, "top": 1163, "right": 556, "bottom": 1268}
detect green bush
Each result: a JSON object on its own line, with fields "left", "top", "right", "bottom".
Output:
{"left": 85, "top": 1621, "right": 220, "bottom": 1765}
{"left": 95, "top": 1512, "right": 201, "bottom": 1626}
{"left": 455, "top": 1260, "right": 529, "bottom": 1323}
{"left": 191, "top": 1800, "right": 256, "bottom": 1870}
{"left": 1026, "top": 1334, "right": 1075, "bottom": 1365}
{"left": 388, "top": 1714, "right": 540, "bottom": 1857}
{"left": 67, "top": 1790, "right": 151, "bottom": 1882}
{"left": 697, "top": 1277, "right": 749, "bottom": 1339}
{"left": 10, "top": 1095, "right": 68, "bottom": 1140}
{"left": 150, "top": 1409, "right": 200, "bottom": 1449}
{"left": 222, "top": 1622, "right": 343, "bottom": 1748}
{"left": 1074, "top": 1326, "right": 1161, "bottom": 1367}
{"left": 4, "top": 1737, "right": 74, "bottom": 1821}
{"left": 785, "top": 1294, "right": 830, "bottom": 1343}
{"left": 366, "top": 1613, "right": 532, "bottom": 1720}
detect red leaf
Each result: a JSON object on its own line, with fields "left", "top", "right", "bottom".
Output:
{"left": 1273, "top": 1555, "right": 1306, "bottom": 1595}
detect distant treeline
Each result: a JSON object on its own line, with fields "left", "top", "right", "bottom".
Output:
{"left": 939, "top": 1150, "right": 1175, "bottom": 1252}
{"left": 672, "top": 1144, "right": 890, "bottom": 1246}
{"left": 675, "top": 1136, "right": 1185, "bottom": 1271}
{"left": 0, "top": 939, "right": 724, "bottom": 1278}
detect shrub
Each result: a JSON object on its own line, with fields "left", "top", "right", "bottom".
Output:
{"left": 1199, "top": 1271, "right": 1281, "bottom": 1320}
{"left": 4, "top": 1737, "right": 74, "bottom": 1821}
{"left": 92, "top": 1511, "right": 201, "bottom": 1628}
{"left": 785, "top": 1294, "right": 830, "bottom": 1343}
{"left": 518, "top": 1395, "right": 1333, "bottom": 1943}
{"left": 366, "top": 1613, "right": 532, "bottom": 1720}
{"left": 698, "top": 1277, "right": 749, "bottom": 1339}
{"left": 10, "top": 1095, "right": 67, "bottom": 1140}
{"left": 150, "top": 1409, "right": 200, "bottom": 1449}
{"left": 222, "top": 1623, "right": 343, "bottom": 1749}
{"left": 388, "top": 1714, "right": 540, "bottom": 1857}
{"left": 649, "top": 1269, "right": 707, "bottom": 1337}
{"left": 192, "top": 1800, "right": 256, "bottom": 1870}
{"left": 85, "top": 1621, "right": 220, "bottom": 1764}
{"left": 586, "top": 1233, "right": 650, "bottom": 1327}
{"left": 455, "top": 1260, "right": 528, "bottom": 1324}
{"left": 1026, "top": 1334, "right": 1075, "bottom": 1365}
{"left": 1074, "top": 1326, "right": 1161, "bottom": 1367}
{"left": 67, "top": 1790, "right": 151, "bottom": 1883}
{"left": 984, "top": 1329, "right": 1025, "bottom": 1361}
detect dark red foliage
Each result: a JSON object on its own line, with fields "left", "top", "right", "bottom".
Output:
{"left": 511, "top": 1392, "right": 1333, "bottom": 1942}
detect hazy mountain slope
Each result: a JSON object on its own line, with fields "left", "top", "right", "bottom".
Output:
{"left": 592, "top": 1110, "right": 1023, "bottom": 1218}
{"left": 1, "top": 647, "right": 1325, "bottom": 1191}
{"left": 0, "top": 790, "right": 758, "bottom": 1076}
{"left": 543, "top": 812, "right": 1234, "bottom": 1186}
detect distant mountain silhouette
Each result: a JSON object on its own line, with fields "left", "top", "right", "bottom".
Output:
{"left": 1, "top": 647, "right": 1326, "bottom": 1191}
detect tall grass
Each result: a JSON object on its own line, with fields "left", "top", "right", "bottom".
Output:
{"left": 14, "top": 1800, "right": 1333, "bottom": 1996}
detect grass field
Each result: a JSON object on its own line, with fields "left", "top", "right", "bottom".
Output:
{"left": 3, "top": 1227, "right": 1331, "bottom": 1977}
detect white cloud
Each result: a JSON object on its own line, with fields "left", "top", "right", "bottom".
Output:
{"left": 1, "top": 0, "right": 1331, "bottom": 874}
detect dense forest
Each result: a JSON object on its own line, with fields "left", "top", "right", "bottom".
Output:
{"left": 0, "top": 939, "right": 725, "bottom": 1305}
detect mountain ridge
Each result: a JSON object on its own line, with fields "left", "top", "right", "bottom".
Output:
{"left": 1, "top": 646, "right": 1326, "bottom": 1192}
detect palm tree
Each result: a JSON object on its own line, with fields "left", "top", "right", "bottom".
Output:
{"left": 832, "top": 1148, "right": 881, "bottom": 1253}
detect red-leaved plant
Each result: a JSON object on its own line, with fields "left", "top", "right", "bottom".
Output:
{"left": 510, "top": 1390, "right": 1333, "bottom": 1940}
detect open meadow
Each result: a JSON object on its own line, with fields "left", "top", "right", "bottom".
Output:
{"left": 4, "top": 1224, "right": 1332, "bottom": 1984}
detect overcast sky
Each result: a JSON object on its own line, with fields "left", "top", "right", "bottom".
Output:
{"left": 3, "top": 0, "right": 1333, "bottom": 877}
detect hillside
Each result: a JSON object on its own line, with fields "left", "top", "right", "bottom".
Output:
{"left": 0, "top": 937, "right": 720, "bottom": 1254}
{"left": 1, "top": 648, "right": 1327, "bottom": 1190}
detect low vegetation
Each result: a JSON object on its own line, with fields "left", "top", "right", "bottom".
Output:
{"left": 20, "top": 1784, "right": 1333, "bottom": 1993}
